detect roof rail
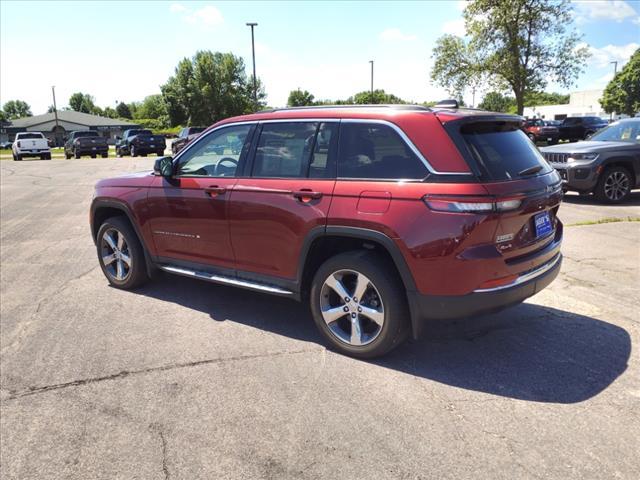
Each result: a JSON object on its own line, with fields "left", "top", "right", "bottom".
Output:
{"left": 260, "top": 104, "right": 432, "bottom": 113}
{"left": 434, "top": 99, "right": 459, "bottom": 109}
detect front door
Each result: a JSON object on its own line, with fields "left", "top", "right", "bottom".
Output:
{"left": 146, "top": 124, "right": 255, "bottom": 269}
{"left": 228, "top": 121, "right": 338, "bottom": 280}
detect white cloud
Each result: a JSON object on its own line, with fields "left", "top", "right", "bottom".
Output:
{"left": 583, "top": 42, "right": 640, "bottom": 68}
{"left": 379, "top": 28, "right": 417, "bottom": 42}
{"left": 169, "top": 3, "right": 187, "bottom": 13}
{"left": 184, "top": 5, "right": 224, "bottom": 28}
{"left": 574, "top": 1, "right": 639, "bottom": 24}
{"left": 595, "top": 72, "right": 614, "bottom": 85}
{"left": 455, "top": 0, "right": 468, "bottom": 11}
{"left": 441, "top": 18, "right": 466, "bottom": 36}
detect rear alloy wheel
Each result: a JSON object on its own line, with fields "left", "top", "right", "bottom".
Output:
{"left": 310, "top": 251, "right": 409, "bottom": 358}
{"left": 96, "top": 217, "right": 148, "bottom": 289}
{"left": 596, "top": 167, "right": 631, "bottom": 204}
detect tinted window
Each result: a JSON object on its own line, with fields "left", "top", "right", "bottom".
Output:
{"left": 563, "top": 118, "right": 580, "bottom": 125}
{"left": 461, "top": 123, "right": 552, "bottom": 181}
{"left": 17, "top": 133, "right": 44, "bottom": 139}
{"left": 591, "top": 121, "right": 640, "bottom": 143}
{"left": 177, "top": 125, "right": 251, "bottom": 177}
{"left": 309, "top": 123, "right": 338, "bottom": 178}
{"left": 75, "top": 131, "right": 98, "bottom": 138}
{"left": 252, "top": 122, "right": 317, "bottom": 178}
{"left": 338, "top": 123, "right": 427, "bottom": 179}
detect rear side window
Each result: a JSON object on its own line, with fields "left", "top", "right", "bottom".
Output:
{"left": 252, "top": 122, "right": 317, "bottom": 178}
{"left": 461, "top": 123, "right": 552, "bottom": 181}
{"left": 337, "top": 123, "right": 427, "bottom": 179}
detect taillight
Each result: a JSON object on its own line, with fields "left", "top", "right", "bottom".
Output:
{"left": 17, "top": 141, "right": 21, "bottom": 148}
{"left": 424, "top": 195, "right": 522, "bottom": 213}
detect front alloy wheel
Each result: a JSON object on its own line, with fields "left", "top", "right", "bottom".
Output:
{"left": 596, "top": 167, "right": 631, "bottom": 203}
{"left": 100, "top": 228, "right": 132, "bottom": 282}
{"left": 320, "top": 270, "right": 384, "bottom": 346}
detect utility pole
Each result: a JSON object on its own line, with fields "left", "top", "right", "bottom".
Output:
{"left": 610, "top": 61, "right": 618, "bottom": 121}
{"left": 369, "top": 60, "right": 374, "bottom": 103}
{"left": 51, "top": 86, "right": 60, "bottom": 146}
{"left": 246, "top": 22, "right": 258, "bottom": 109}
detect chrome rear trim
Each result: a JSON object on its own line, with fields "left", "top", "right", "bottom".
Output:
{"left": 159, "top": 265, "right": 294, "bottom": 295}
{"left": 473, "top": 253, "right": 562, "bottom": 293}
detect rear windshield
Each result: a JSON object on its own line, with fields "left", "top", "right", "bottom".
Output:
{"left": 17, "top": 133, "right": 44, "bottom": 140}
{"left": 461, "top": 122, "right": 552, "bottom": 181}
{"left": 130, "top": 129, "right": 153, "bottom": 136}
{"left": 75, "top": 131, "right": 98, "bottom": 138}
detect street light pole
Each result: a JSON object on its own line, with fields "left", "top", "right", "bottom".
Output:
{"left": 246, "top": 22, "right": 258, "bottom": 109}
{"left": 51, "top": 86, "right": 60, "bottom": 146}
{"left": 369, "top": 60, "right": 374, "bottom": 103}
{"left": 609, "top": 61, "right": 618, "bottom": 121}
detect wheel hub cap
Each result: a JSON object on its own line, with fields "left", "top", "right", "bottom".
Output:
{"left": 604, "top": 171, "right": 629, "bottom": 201}
{"left": 319, "top": 270, "right": 385, "bottom": 346}
{"left": 100, "top": 228, "right": 131, "bottom": 281}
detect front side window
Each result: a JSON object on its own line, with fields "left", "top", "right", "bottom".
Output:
{"left": 252, "top": 122, "right": 318, "bottom": 178}
{"left": 177, "top": 124, "right": 252, "bottom": 177}
{"left": 337, "top": 123, "right": 428, "bottom": 179}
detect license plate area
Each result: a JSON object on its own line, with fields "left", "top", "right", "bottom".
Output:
{"left": 534, "top": 211, "right": 553, "bottom": 238}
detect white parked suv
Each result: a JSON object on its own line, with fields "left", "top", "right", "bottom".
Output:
{"left": 12, "top": 132, "right": 51, "bottom": 160}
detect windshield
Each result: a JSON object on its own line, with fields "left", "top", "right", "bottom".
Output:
{"left": 461, "top": 122, "right": 553, "bottom": 181}
{"left": 590, "top": 121, "right": 640, "bottom": 143}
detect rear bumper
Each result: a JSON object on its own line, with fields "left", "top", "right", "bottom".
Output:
{"left": 77, "top": 147, "right": 108, "bottom": 154}
{"left": 408, "top": 253, "right": 562, "bottom": 339}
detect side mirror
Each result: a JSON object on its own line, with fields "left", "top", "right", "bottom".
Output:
{"left": 154, "top": 156, "right": 174, "bottom": 177}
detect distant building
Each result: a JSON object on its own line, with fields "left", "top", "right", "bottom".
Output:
{"left": 0, "top": 111, "right": 139, "bottom": 146}
{"left": 523, "top": 89, "right": 620, "bottom": 121}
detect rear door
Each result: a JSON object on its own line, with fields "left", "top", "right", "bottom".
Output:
{"left": 146, "top": 124, "right": 255, "bottom": 269}
{"left": 227, "top": 121, "right": 338, "bottom": 280}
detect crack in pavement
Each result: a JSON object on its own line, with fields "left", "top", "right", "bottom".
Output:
{"left": 3, "top": 348, "right": 321, "bottom": 401}
{"left": 149, "top": 423, "right": 170, "bottom": 480}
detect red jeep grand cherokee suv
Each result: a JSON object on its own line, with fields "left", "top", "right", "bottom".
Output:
{"left": 91, "top": 104, "right": 563, "bottom": 358}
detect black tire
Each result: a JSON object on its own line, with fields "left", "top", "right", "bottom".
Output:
{"left": 130, "top": 145, "right": 137, "bottom": 157}
{"left": 96, "top": 216, "right": 149, "bottom": 289}
{"left": 310, "top": 250, "right": 410, "bottom": 358}
{"left": 527, "top": 133, "right": 536, "bottom": 143}
{"left": 74, "top": 150, "right": 80, "bottom": 159}
{"left": 595, "top": 166, "right": 632, "bottom": 204}
{"left": 13, "top": 153, "right": 21, "bottom": 161}
{"left": 156, "top": 150, "right": 164, "bottom": 156}
{"left": 65, "top": 152, "right": 71, "bottom": 159}
{"left": 102, "top": 153, "right": 108, "bottom": 158}
{"left": 91, "top": 154, "right": 97, "bottom": 158}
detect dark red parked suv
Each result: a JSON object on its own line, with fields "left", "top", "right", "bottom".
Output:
{"left": 91, "top": 103, "right": 563, "bottom": 358}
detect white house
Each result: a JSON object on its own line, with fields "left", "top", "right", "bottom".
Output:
{"left": 522, "top": 89, "right": 617, "bottom": 121}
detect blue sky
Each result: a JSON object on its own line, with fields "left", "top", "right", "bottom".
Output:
{"left": 1, "top": 0, "right": 638, "bottom": 114}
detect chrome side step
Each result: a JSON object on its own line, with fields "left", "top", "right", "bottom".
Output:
{"left": 159, "top": 265, "right": 294, "bottom": 295}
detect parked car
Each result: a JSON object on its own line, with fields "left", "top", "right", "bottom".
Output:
{"left": 522, "top": 118, "right": 559, "bottom": 144}
{"left": 91, "top": 103, "right": 563, "bottom": 358}
{"left": 558, "top": 116, "right": 608, "bottom": 142}
{"left": 12, "top": 132, "right": 51, "bottom": 160}
{"left": 541, "top": 118, "right": 640, "bottom": 203}
{"left": 172, "top": 126, "right": 206, "bottom": 155}
{"left": 116, "top": 129, "right": 166, "bottom": 157}
{"left": 0, "top": 141, "right": 12, "bottom": 149}
{"left": 64, "top": 131, "right": 109, "bottom": 159}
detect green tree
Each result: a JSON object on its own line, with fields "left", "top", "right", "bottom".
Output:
{"left": 116, "top": 102, "right": 132, "bottom": 119}
{"left": 525, "top": 91, "right": 570, "bottom": 106}
{"left": 161, "top": 51, "right": 266, "bottom": 127}
{"left": 68, "top": 92, "right": 96, "bottom": 113}
{"left": 135, "top": 94, "right": 168, "bottom": 119}
{"left": 349, "top": 89, "right": 406, "bottom": 104}
{"left": 478, "top": 91, "right": 516, "bottom": 112}
{"left": 102, "top": 107, "right": 118, "bottom": 119}
{"left": 287, "top": 89, "right": 315, "bottom": 107}
{"left": 601, "top": 48, "right": 640, "bottom": 116}
{"left": 432, "top": 0, "right": 589, "bottom": 114}
{"left": 2, "top": 100, "right": 32, "bottom": 119}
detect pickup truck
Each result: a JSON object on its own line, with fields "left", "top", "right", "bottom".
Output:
{"left": 116, "top": 129, "right": 166, "bottom": 157}
{"left": 12, "top": 132, "right": 51, "bottom": 161}
{"left": 171, "top": 126, "right": 206, "bottom": 154}
{"left": 64, "top": 131, "right": 109, "bottom": 159}
{"left": 558, "top": 116, "right": 608, "bottom": 142}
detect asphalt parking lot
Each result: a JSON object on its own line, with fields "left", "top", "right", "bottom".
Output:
{"left": 1, "top": 158, "right": 639, "bottom": 479}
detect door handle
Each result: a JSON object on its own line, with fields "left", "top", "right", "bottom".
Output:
{"left": 204, "top": 186, "right": 227, "bottom": 196}
{"left": 293, "top": 189, "right": 322, "bottom": 202}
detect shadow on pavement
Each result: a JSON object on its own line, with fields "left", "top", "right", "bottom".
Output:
{"left": 134, "top": 274, "right": 630, "bottom": 404}
{"left": 562, "top": 191, "right": 640, "bottom": 207}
